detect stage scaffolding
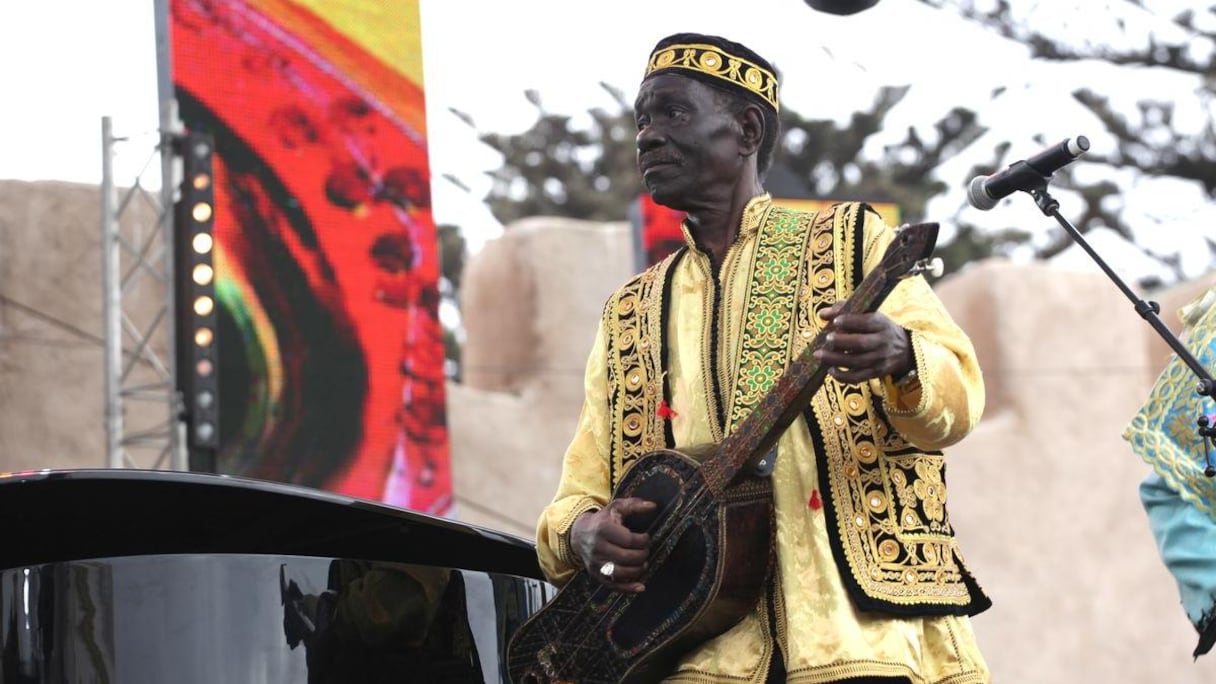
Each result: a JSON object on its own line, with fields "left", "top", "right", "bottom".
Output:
{"left": 100, "top": 110, "right": 187, "bottom": 471}
{"left": 99, "top": 0, "right": 188, "bottom": 470}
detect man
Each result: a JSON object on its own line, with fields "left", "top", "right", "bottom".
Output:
{"left": 535, "top": 33, "right": 991, "bottom": 683}
{"left": 1124, "top": 285, "right": 1216, "bottom": 659}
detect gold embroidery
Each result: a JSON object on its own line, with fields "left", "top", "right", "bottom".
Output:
{"left": 711, "top": 193, "right": 776, "bottom": 440}
{"left": 727, "top": 205, "right": 811, "bottom": 430}
{"left": 793, "top": 208, "right": 838, "bottom": 359}
{"left": 809, "top": 202, "right": 973, "bottom": 607}
{"left": 603, "top": 254, "right": 676, "bottom": 485}
{"left": 645, "top": 42, "right": 779, "bottom": 111}
{"left": 740, "top": 193, "right": 771, "bottom": 236}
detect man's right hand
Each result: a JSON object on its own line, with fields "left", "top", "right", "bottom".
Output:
{"left": 569, "top": 497, "right": 657, "bottom": 593}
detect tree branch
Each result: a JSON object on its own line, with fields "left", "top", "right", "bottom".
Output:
{"left": 916, "top": 0, "right": 1216, "bottom": 73}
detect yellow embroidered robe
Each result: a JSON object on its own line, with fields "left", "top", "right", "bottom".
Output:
{"left": 536, "top": 197, "right": 990, "bottom": 683}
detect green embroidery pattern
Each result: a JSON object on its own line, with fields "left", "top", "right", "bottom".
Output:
{"left": 727, "top": 207, "right": 813, "bottom": 432}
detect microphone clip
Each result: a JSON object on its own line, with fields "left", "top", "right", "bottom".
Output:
{"left": 1196, "top": 415, "right": 1216, "bottom": 478}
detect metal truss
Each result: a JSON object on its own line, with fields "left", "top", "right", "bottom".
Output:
{"left": 100, "top": 111, "right": 186, "bottom": 471}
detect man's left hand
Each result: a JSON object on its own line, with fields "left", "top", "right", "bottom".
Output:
{"left": 814, "top": 304, "right": 913, "bottom": 384}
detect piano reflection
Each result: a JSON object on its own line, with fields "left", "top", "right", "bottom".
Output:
{"left": 0, "top": 469, "right": 552, "bottom": 683}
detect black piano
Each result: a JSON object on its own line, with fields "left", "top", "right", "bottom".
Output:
{"left": 0, "top": 469, "right": 553, "bottom": 683}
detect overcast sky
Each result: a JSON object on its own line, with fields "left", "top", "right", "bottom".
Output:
{"left": 417, "top": 0, "right": 1037, "bottom": 250}
{"left": 0, "top": 0, "right": 1035, "bottom": 232}
{"left": 1, "top": 1, "right": 1213, "bottom": 278}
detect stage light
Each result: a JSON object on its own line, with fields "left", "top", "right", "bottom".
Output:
{"left": 192, "top": 232, "right": 212, "bottom": 254}
{"left": 193, "top": 263, "right": 213, "bottom": 285}
{"left": 192, "top": 201, "right": 213, "bottom": 223}
{"left": 173, "top": 130, "right": 221, "bottom": 466}
{"left": 193, "top": 295, "right": 214, "bottom": 316}
{"left": 195, "top": 422, "right": 215, "bottom": 442}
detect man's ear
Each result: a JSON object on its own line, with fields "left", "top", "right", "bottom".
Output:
{"left": 738, "top": 105, "right": 764, "bottom": 158}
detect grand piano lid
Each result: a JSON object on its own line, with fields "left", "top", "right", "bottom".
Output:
{"left": 0, "top": 468, "right": 544, "bottom": 579}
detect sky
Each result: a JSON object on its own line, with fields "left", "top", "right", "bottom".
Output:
{"left": 415, "top": 0, "right": 1032, "bottom": 250}
{"left": 1, "top": 0, "right": 1214, "bottom": 279}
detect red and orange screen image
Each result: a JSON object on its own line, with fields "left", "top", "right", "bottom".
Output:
{"left": 170, "top": 0, "right": 450, "bottom": 514}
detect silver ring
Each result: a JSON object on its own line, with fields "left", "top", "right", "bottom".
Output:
{"left": 599, "top": 561, "right": 616, "bottom": 578}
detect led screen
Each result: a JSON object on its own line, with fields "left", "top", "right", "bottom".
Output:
{"left": 169, "top": 0, "right": 450, "bottom": 514}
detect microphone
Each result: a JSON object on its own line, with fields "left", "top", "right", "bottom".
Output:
{"left": 967, "top": 136, "right": 1090, "bottom": 210}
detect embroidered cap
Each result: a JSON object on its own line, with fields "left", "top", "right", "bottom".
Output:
{"left": 643, "top": 33, "right": 779, "bottom": 113}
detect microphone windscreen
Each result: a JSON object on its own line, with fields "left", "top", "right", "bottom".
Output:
{"left": 967, "top": 175, "right": 998, "bottom": 211}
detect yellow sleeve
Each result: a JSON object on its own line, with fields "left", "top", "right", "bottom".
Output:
{"left": 535, "top": 321, "right": 613, "bottom": 585}
{"left": 860, "top": 210, "right": 986, "bottom": 450}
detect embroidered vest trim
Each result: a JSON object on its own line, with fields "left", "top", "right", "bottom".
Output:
{"left": 802, "top": 202, "right": 989, "bottom": 615}
{"left": 725, "top": 204, "right": 815, "bottom": 432}
{"left": 603, "top": 248, "right": 683, "bottom": 488}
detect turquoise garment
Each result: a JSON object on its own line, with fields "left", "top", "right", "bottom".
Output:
{"left": 1123, "top": 311, "right": 1216, "bottom": 523}
{"left": 1140, "top": 472, "right": 1216, "bottom": 656}
{"left": 1125, "top": 285, "right": 1216, "bottom": 657}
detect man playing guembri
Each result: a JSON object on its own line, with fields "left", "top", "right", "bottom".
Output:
{"left": 535, "top": 33, "right": 992, "bottom": 683}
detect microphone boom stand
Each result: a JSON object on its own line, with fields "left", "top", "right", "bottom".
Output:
{"left": 1026, "top": 179, "right": 1216, "bottom": 477}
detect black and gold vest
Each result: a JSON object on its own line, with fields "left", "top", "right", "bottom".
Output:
{"left": 598, "top": 200, "right": 990, "bottom": 616}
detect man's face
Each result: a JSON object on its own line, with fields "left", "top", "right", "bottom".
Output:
{"left": 634, "top": 74, "right": 745, "bottom": 210}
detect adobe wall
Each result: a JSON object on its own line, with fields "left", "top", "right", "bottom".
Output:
{"left": 449, "top": 216, "right": 634, "bottom": 532}
{"left": 0, "top": 180, "right": 169, "bottom": 472}
{"left": 934, "top": 261, "right": 1215, "bottom": 682}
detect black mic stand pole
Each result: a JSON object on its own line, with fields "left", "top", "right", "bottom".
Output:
{"left": 1024, "top": 177, "right": 1216, "bottom": 476}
